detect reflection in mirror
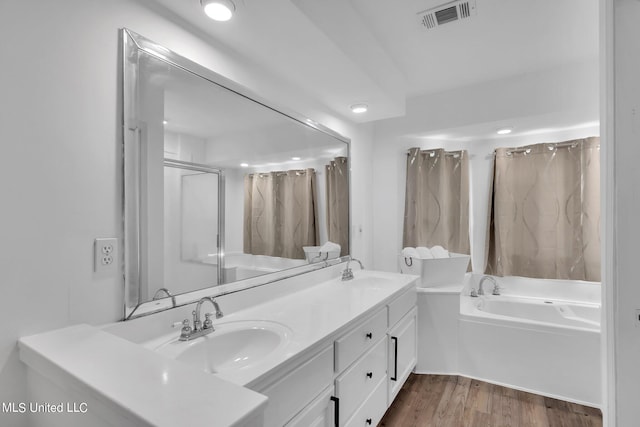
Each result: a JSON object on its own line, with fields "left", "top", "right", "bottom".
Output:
{"left": 122, "top": 29, "right": 350, "bottom": 318}
{"left": 164, "top": 160, "right": 223, "bottom": 292}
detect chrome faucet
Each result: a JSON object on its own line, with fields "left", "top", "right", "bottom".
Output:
{"left": 153, "top": 288, "right": 176, "bottom": 308}
{"left": 179, "top": 297, "right": 224, "bottom": 341}
{"left": 471, "top": 276, "right": 500, "bottom": 297}
{"left": 341, "top": 257, "right": 364, "bottom": 281}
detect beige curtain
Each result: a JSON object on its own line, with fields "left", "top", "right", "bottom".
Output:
{"left": 403, "top": 148, "right": 470, "bottom": 258}
{"left": 243, "top": 169, "right": 319, "bottom": 259}
{"left": 485, "top": 137, "right": 600, "bottom": 281}
{"left": 325, "top": 157, "right": 349, "bottom": 256}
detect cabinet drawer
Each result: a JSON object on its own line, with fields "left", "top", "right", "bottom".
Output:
{"left": 335, "top": 338, "right": 386, "bottom": 425}
{"left": 261, "top": 345, "right": 333, "bottom": 427}
{"left": 388, "top": 288, "right": 416, "bottom": 328}
{"left": 335, "top": 308, "right": 387, "bottom": 372}
{"left": 344, "top": 376, "right": 387, "bottom": 427}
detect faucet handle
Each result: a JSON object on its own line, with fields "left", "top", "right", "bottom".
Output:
{"left": 192, "top": 310, "right": 201, "bottom": 331}
{"left": 180, "top": 319, "right": 192, "bottom": 339}
{"left": 470, "top": 288, "right": 478, "bottom": 298}
{"left": 203, "top": 313, "right": 213, "bottom": 330}
{"left": 341, "top": 267, "right": 354, "bottom": 281}
{"left": 492, "top": 283, "right": 501, "bottom": 295}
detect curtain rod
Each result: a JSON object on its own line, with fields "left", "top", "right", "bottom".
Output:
{"left": 506, "top": 148, "right": 532, "bottom": 155}
{"left": 407, "top": 149, "right": 464, "bottom": 157}
{"left": 249, "top": 169, "right": 312, "bottom": 178}
{"left": 504, "top": 140, "right": 584, "bottom": 155}
{"left": 547, "top": 141, "right": 579, "bottom": 150}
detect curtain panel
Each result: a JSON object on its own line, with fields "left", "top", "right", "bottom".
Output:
{"left": 243, "top": 169, "right": 319, "bottom": 259}
{"left": 485, "top": 137, "right": 600, "bottom": 281}
{"left": 403, "top": 148, "right": 470, "bottom": 258}
{"left": 325, "top": 157, "right": 349, "bottom": 257}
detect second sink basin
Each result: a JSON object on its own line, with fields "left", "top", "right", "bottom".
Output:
{"left": 154, "top": 320, "right": 292, "bottom": 374}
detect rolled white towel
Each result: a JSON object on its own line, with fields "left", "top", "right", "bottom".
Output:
{"left": 319, "top": 241, "right": 341, "bottom": 252}
{"left": 416, "top": 246, "right": 433, "bottom": 259}
{"left": 430, "top": 245, "right": 449, "bottom": 258}
{"left": 401, "top": 247, "right": 419, "bottom": 259}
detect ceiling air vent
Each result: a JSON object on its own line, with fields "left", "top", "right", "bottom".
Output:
{"left": 417, "top": 0, "right": 477, "bottom": 30}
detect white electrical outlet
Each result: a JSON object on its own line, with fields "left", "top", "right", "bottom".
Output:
{"left": 94, "top": 238, "right": 117, "bottom": 273}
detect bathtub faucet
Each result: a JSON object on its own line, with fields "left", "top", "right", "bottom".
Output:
{"left": 474, "top": 275, "right": 500, "bottom": 296}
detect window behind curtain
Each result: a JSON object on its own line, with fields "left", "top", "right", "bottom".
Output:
{"left": 326, "top": 157, "right": 349, "bottom": 257}
{"left": 485, "top": 137, "right": 600, "bottom": 281}
{"left": 243, "top": 169, "right": 319, "bottom": 259}
{"left": 403, "top": 148, "right": 470, "bottom": 259}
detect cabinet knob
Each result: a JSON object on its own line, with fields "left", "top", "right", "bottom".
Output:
{"left": 366, "top": 372, "right": 373, "bottom": 379}
{"left": 366, "top": 418, "right": 372, "bottom": 425}
{"left": 365, "top": 332, "right": 372, "bottom": 339}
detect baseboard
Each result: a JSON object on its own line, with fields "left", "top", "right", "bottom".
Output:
{"left": 410, "top": 371, "right": 602, "bottom": 410}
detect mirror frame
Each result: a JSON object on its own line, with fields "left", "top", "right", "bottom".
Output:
{"left": 121, "top": 28, "right": 351, "bottom": 320}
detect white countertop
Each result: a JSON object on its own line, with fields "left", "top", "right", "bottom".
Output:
{"left": 19, "top": 324, "right": 267, "bottom": 427}
{"left": 18, "top": 268, "right": 417, "bottom": 426}
{"left": 180, "top": 269, "right": 417, "bottom": 387}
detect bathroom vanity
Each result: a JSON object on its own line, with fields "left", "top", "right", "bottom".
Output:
{"left": 19, "top": 264, "right": 417, "bottom": 427}
{"left": 248, "top": 273, "right": 417, "bottom": 427}
{"left": 17, "top": 29, "right": 418, "bottom": 427}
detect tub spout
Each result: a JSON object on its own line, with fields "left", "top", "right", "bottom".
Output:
{"left": 478, "top": 276, "right": 499, "bottom": 296}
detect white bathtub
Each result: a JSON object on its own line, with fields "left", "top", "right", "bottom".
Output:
{"left": 473, "top": 295, "right": 600, "bottom": 331}
{"left": 458, "top": 275, "right": 601, "bottom": 408}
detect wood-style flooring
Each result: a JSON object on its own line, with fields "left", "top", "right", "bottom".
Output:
{"left": 378, "top": 374, "right": 602, "bottom": 427}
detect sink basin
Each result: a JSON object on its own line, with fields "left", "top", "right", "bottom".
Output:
{"left": 153, "top": 320, "right": 292, "bottom": 374}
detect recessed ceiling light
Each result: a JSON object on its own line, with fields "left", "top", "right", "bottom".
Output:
{"left": 497, "top": 127, "right": 513, "bottom": 135}
{"left": 201, "top": 0, "right": 236, "bottom": 21}
{"left": 350, "top": 104, "right": 368, "bottom": 114}
{"left": 291, "top": 157, "right": 301, "bottom": 161}
{"left": 163, "top": 120, "right": 168, "bottom": 125}
{"left": 240, "top": 163, "right": 249, "bottom": 167}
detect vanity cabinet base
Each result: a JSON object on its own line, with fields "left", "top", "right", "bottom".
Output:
{"left": 253, "top": 286, "right": 418, "bottom": 427}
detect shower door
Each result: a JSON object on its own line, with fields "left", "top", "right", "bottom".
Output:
{"left": 163, "top": 159, "right": 224, "bottom": 291}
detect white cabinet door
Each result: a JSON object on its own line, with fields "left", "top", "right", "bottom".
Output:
{"left": 286, "top": 386, "right": 337, "bottom": 427}
{"left": 260, "top": 345, "right": 334, "bottom": 427}
{"left": 388, "top": 308, "right": 417, "bottom": 403}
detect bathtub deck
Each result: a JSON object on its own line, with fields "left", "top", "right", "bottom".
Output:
{"left": 379, "top": 374, "right": 602, "bottom": 427}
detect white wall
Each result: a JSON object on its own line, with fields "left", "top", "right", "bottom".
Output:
{"left": 371, "top": 60, "right": 599, "bottom": 273}
{"left": 0, "top": 1, "right": 373, "bottom": 425}
{"left": 605, "top": 0, "right": 640, "bottom": 425}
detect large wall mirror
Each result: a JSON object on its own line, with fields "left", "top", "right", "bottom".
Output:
{"left": 122, "top": 29, "right": 350, "bottom": 319}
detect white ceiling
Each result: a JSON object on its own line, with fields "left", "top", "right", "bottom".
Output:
{"left": 347, "top": 0, "right": 599, "bottom": 96}
{"left": 148, "top": 0, "right": 599, "bottom": 124}
{"left": 137, "top": 33, "right": 347, "bottom": 170}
